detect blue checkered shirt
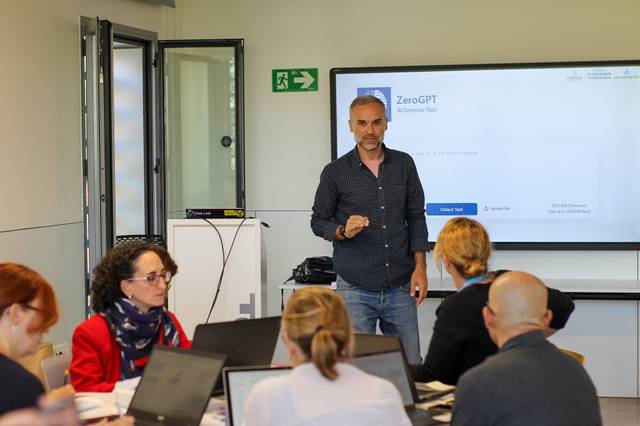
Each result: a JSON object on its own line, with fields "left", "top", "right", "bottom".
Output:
{"left": 311, "top": 145, "right": 428, "bottom": 290}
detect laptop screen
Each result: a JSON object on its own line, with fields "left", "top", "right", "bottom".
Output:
{"left": 352, "top": 350, "right": 415, "bottom": 407}
{"left": 224, "top": 367, "right": 292, "bottom": 425}
{"left": 128, "top": 348, "right": 225, "bottom": 424}
{"left": 191, "top": 317, "right": 282, "bottom": 366}
{"left": 353, "top": 333, "right": 403, "bottom": 357}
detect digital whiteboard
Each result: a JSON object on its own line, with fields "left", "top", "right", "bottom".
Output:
{"left": 331, "top": 61, "right": 640, "bottom": 249}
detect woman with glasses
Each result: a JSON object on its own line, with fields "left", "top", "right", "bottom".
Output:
{"left": 0, "top": 263, "right": 134, "bottom": 424}
{"left": 411, "top": 217, "right": 575, "bottom": 385}
{"left": 70, "top": 241, "right": 190, "bottom": 392}
{"left": 0, "top": 263, "right": 60, "bottom": 415}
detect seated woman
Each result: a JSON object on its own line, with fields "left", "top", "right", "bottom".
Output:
{"left": 243, "top": 287, "right": 411, "bottom": 425}
{"left": 412, "top": 217, "right": 575, "bottom": 385}
{"left": 0, "top": 397, "right": 134, "bottom": 426}
{"left": 70, "top": 241, "right": 190, "bottom": 392}
{"left": 0, "top": 263, "right": 60, "bottom": 415}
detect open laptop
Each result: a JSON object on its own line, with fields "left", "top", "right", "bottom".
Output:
{"left": 126, "top": 346, "right": 226, "bottom": 426}
{"left": 191, "top": 316, "right": 282, "bottom": 393}
{"left": 223, "top": 365, "right": 292, "bottom": 426}
{"left": 353, "top": 336, "right": 451, "bottom": 425}
{"left": 354, "top": 332, "right": 405, "bottom": 357}
{"left": 354, "top": 333, "right": 454, "bottom": 402}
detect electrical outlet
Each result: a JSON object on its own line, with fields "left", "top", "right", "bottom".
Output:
{"left": 52, "top": 343, "right": 69, "bottom": 356}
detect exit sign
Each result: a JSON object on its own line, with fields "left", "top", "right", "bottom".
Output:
{"left": 272, "top": 68, "right": 318, "bottom": 92}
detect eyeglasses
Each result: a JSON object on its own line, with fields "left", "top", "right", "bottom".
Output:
{"left": 21, "top": 303, "right": 48, "bottom": 315}
{"left": 126, "top": 270, "right": 173, "bottom": 288}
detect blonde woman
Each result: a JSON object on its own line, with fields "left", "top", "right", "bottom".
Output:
{"left": 411, "top": 217, "right": 575, "bottom": 384}
{"left": 243, "top": 287, "right": 410, "bottom": 426}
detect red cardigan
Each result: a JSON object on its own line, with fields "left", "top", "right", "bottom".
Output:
{"left": 70, "top": 312, "right": 191, "bottom": 392}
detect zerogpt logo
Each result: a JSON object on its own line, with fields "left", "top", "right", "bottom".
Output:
{"left": 357, "top": 87, "right": 392, "bottom": 121}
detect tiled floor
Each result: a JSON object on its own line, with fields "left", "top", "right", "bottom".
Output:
{"left": 600, "top": 397, "right": 640, "bottom": 426}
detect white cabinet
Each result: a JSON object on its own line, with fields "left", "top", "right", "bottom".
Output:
{"left": 166, "top": 219, "right": 267, "bottom": 339}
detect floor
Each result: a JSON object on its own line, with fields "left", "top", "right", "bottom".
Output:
{"left": 600, "top": 398, "right": 640, "bottom": 426}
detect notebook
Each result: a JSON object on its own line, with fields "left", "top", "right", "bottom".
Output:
{"left": 126, "top": 347, "right": 226, "bottom": 426}
{"left": 223, "top": 365, "right": 292, "bottom": 426}
{"left": 191, "top": 316, "right": 282, "bottom": 393}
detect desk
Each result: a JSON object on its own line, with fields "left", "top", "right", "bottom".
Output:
{"left": 427, "top": 277, "right": 640, "bottom": 300}
{"left": 76, "top": 378, "right": 225, "bottom": 426}
{"left": 280, "top": 278, "right": 640, "bottom": 302}
{"left": 278, "top": 281, "right": 336, "bottom": 310}
{"left": 76, "top": 374, "right": 454, "bottom": 426}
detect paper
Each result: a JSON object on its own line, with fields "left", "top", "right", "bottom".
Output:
{"left": 75, "top": 393, "right": 120, "bottom": 420}
{"left": 419, "top": 380, "right": 456, "bottom": 392}
{"left": 433, "top": 412, "right": 452, "bottom": 423}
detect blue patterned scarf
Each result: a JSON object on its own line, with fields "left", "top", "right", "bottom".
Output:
{"left": 103, "top": 298, "right": 180, "bottom": 380}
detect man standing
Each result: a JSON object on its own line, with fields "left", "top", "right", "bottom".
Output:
{"left": 452, "top": 271, "right": 602, "bottom": 426}
{"left": 311, "top": 95, "right": 428, "bottom": 364}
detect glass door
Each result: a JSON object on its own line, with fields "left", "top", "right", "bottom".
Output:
{"left": 159, "top": 40, "right": 245, "bottom": 219}
{"left": 81, "top": 17, "right": 161, "bottom": 313}
{"left": 112, "top": 37, "right": 148, "bottom": 236}
{"left": 82, "top": 21, "right": 245, "bottom": 314}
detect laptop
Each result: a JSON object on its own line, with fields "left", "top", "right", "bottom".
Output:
{"left": 354, "top": 333, "right": 454, "bottom": 402}
{"left": 191, "top": 316, "right": 282, "bottom": 393}
{"left": 353, "top": 337, "right": 451, "bottom": 425}
{"left": 354, "top": 332, "right": 404, "bottom": 357}
{"left": 126, "top": 347, "right": 226, "bottom": 426}
{"left": 223, "top": 365, "right": 292, "bottom": 426}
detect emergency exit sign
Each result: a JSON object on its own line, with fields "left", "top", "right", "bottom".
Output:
{"left": 272, "top": 68, "right": 318, "bottom": 92}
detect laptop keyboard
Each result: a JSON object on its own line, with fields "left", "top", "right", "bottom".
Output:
{"left": 408, "top": 407, "right": 439, "bottom": 426}
{"left": 133, "top": 417, "right": 189, "bottom": 426}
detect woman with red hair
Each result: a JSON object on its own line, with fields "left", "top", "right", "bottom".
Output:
{"left": 0, "top": 263, "right": 59, "bottom": 415}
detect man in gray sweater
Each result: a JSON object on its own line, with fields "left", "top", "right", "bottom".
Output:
{"left": 452, "top": 271, "right": 602, "bottom": 426}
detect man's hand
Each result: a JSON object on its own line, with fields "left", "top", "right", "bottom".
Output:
{"left": 411, "top": 251, "right": 428, "bottom": 305}
{"left": 340, "top": 215, "right": 369, "bottom": 239}
{"left": 411, "top": 269, "right": 428, "bottom": 305}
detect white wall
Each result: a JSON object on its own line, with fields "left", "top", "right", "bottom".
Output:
{"left": 0, "top": 0, "right": 175, "bottom": 347}
{"left": 174, "top": 0, "right": 640, "bottom": 396}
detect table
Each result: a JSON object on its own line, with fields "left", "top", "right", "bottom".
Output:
{"left": 278, "top": 281, "right": 337, "bottom": 310}
{"left": 426, "top": 277, "right": 640, "bottom": 300}
{"left": 76, "top": 380, "right": 453, "bottom": 426}
{"left": 76, "top": 378, "right": 226, "bottom": 425}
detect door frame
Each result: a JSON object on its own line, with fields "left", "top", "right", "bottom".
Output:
{"left": 158, "top": 39, "right": 246, "bottom": 210}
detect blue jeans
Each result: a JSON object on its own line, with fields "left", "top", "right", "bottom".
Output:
{"left": 336, "top": 275, "right": 421, "bottom": 364}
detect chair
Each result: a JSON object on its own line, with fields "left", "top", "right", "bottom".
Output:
{"left": 16, "top": 341, "right": 53, "bottom": 386}
{"left": 41, "top": 352, "right": 72, "bottom": 391}
{"left": 115, "top": 234, "right": 166, "bottom": 247}
{"left": 560, "top": 348, "right": 585, "bottom": 364}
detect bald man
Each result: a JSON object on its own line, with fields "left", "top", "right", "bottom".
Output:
{"left": 452, "top": 272, "right": 602, "bottom": 426}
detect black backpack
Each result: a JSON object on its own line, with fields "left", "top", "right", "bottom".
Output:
{"left": 290, "top": 256, "right": 336, "bottom": 284}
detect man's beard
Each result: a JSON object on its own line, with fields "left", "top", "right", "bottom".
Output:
{"left": 357, "top": 136, "right": 382, "bottom": 151}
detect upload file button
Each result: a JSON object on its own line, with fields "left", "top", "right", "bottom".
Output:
{"left": 426, "top": 203, "right": 478, "bottom": 216}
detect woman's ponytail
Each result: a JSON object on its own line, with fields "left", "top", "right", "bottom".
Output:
{"left": 310, "top": 327, "right": 339, "bottom": 380}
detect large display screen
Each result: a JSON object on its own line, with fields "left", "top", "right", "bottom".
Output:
{"left": 331, "top": 61, "right": 640, "bottom": 248}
